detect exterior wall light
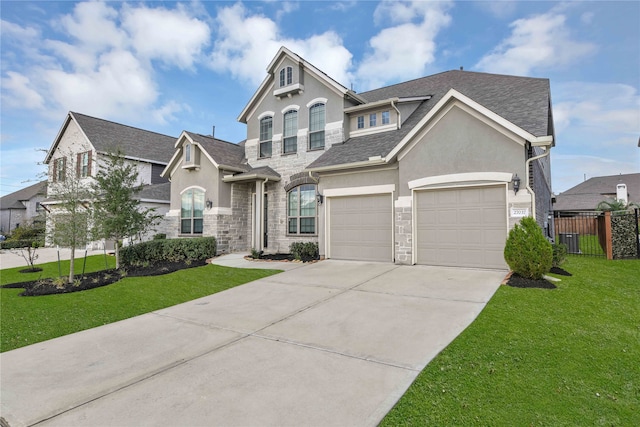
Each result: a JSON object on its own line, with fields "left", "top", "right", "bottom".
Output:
{"left": 316, "top": 194, "right": 324, "bottom": 204}
{"left": 513, "top": 174, "right": 521, "bottom": 195}
{"left": 206, "top": 199, "right": 213, "bottom": 209}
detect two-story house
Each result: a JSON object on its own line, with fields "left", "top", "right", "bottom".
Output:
{"left": 0, "top": 181, "right": 47, "bottom": 235}
{"left": 162, "top": 46, "right": 555, "bottom": 269}
{"left": 43, "top": 111, "right": 176, "bottom": 248}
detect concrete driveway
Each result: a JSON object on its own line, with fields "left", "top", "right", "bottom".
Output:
{"left": 0, "top": 258, "right": 506, "bottom": 427}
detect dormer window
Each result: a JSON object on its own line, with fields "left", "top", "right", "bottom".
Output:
{"left": 185, "top": 143, "right": 191, "bottom": 162}
{"left": 382, "top": 110, "right": 390, "bottom": 125}
{"left": 357, "top": 116, "right": 364, "bottom": 129}
{"left": 369, "top": 113, "right": 377, "bottom": 127}
{"left": 279, "top": 66, "right": 293, "bottom": 87}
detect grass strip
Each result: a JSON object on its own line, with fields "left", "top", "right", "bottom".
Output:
{"left": 382, "top": 256, "right": 639, "bottom": 426}
{"left": 1, "top": 264, "right": 280, "bottom": 352}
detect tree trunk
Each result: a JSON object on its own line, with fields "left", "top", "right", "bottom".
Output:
{"left": 115, "top": 241, "right": 120, "bottom": 270}
{"left": 68, "top": 247, "right": 75, "bottom": 284}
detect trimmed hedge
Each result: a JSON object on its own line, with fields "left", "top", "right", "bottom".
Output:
{"left": 120, "top": 237, "right": 216, "bottom": 267}
{"left": 290, "top": 242, "right": 319, "bottom": 261}
{"left": 504, "top": 217, "right": 553, "bottom": 280}
{"left": 552, "top": 243, "right": 568, "bottom": 268}
{"left": 0, "top": 240, "right": 41, "bottom": 250}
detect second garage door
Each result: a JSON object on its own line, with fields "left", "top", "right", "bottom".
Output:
{"left": 328, "top": 194, "right": 392, "bottom": 262}
{"left": 415, "top": 185, "right": 507, "bottom": 269}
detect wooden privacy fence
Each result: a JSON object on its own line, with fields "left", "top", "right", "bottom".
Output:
{"left": 554, "top": 210, "right": 640, "bottom": 259}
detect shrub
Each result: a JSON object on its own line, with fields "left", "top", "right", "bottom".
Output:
{"left": 290, "top": 242, "right": 319, "bottom": 261}
{"left": 120, "top": 237, "right": 216, "bottom": 267}
{"left": 504, "top": 217, "right": 552, "bottom": 280}
{"left": 552, "top": 243, "right": 568, "bottom": 268}
{"left": 0, "top": 239, "right": 38, "bottom": 249}
{"left": 153, "top": 233, "right": 166, "bottom": 240}
{"left": 250, "top": 248, "right": 262, "bottom": 259}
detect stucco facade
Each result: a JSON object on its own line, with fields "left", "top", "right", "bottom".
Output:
{"left": 163, "top": 46, "right": 555, "bottom": 269}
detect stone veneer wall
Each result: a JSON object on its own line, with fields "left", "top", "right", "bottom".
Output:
{"left": 394, "top": 198, "right": 412, "bottom": 265}
{"left": 244, "top": 126, "right": 343, "bottom": 254}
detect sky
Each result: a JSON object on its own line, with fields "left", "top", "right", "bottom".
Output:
{"left": 1, "top": 0, "right": 638, "bottom": 197}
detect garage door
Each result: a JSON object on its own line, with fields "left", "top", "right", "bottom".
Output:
{"left": 329, "top": 194, "right": 392, "bottom": 262}
{"left": 415, "top": 185, "right": 507, "bottom": 269}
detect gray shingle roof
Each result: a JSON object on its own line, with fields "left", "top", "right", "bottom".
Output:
{"left": 308, "top": 70, "right": 551, "bottom": 170}
{"left": 137, "top": 182, "right": 171, "bottom": 202}
{"left": 554, "top": 173, "right": 640, "bottom": 211}
{"left": 0, "top": 181, "right": 47, "bottom": 210}
{"left": 185, "top": 132, "right": 247, "bottom": 170}
{"left": 71, "top": 112, "right": 176, "bottom": 164}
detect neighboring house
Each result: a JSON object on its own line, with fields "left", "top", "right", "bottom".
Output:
{"left": 43, "top": 112, "right": 176, "bottom": 248}
{"left": 554, "top": 173, "right": 640, "bottom": 212}
{"left": 0, "top": 181, "right": 47, "bottom": 235}
{"left": 163, "top": 46, "right": 555, "bottom": 269}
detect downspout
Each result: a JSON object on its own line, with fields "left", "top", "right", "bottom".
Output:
{"left": 525, "top": 143, "right": 552, "bottom": 220}
{"left": 391, "top": 99, "right": 401, "bottom": 129}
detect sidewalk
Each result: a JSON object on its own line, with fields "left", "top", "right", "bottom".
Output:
{"left": 0, "top": 247, "right": 108, "bottom": 270}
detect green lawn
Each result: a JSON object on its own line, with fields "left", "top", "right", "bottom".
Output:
{"left": 0, "top": 254, "right": 117, "bottom": 286}
{"left": 1, "top": 259, "right": 280, "bottom": 352}
{"left": 382, "top": 256, "right": 639, "bottom": 426}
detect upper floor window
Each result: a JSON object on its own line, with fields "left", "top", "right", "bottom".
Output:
{"left": 185, "top": 143, "right": 191, "bottom": 162}
{"left": 357, "top": 116, "right": 364, "bottom": 129}
{"left": 279, "top": 66, "right": 293, "bottom": 87}
{"left": 283, "top": 110, "right": 298, "bottom": 154}
{"left": 181, "top": 188, "right": 204, "bottom": 234}
{"left": 287, "top": 184, "right": 316, "bottom": 235}
{"left": 259, "top": 116, "right": 273, "bottom": 158}
{"left": 77, "top": 151, "right": 91, "bottom": 178}
{"left": 53, "top": 157, "right": 66, "bottom": 182}
{"left": 309, "top": 103, "right": 325, "bottom": 150}
{"left": 382, "top": 110, "right": 390, "bottom": 125}
{"left": 369, "top": 113, "right": 377, "bottom": 127}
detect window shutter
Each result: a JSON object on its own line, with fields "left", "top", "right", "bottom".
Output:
{"left": 52, "top": 160, "right": 57, "bottom": 183}
{"left": 77, "top": 153, "right": 81, "bottom": 177}
{"left": 62, "top": 157, "right": 66, "bottom": 181}
{"left": 87, "top": 151, "right": 92, "bottom": 176}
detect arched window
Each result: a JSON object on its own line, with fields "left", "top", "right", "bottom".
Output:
{"left": 279, "top": 66, "right": 293, "bottom": 87}
{"left": 287, "top": 184, "right": 316, "bottom": 235}
{"left": 283, "top": 110, "right": 298, "bottom": 154}
{"left": 259, "top": 116, "right": 273, "bottom": 158}
{"left": 181, "top": 189, "right": 204, "bottom": 234}
{"left": 309, "top": 103, "right": 325, "bottom": 150}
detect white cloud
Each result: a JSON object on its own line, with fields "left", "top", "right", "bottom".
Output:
{"left": 475, "top": 12, "right": 596, "bottom": 75}
{"left": 1, "top": 1, "right": 205, "bottom": 124}
{"left": 122, "top": 4, "right": 210, "bottom": 69}
{"left": 356, "top": 1, "right": 452, "bottom": 90}
{"left": 209, "top": 3, "right": 353, "bottom": 86}
{"left": 1, "top": 72, "right": 45, "bottom": 110}
{"left": 551, "top": 82, "right": 640, "bottom": 192}
{"left": 552, "top": 154, "right": 638, "bottom": 193}
{"left": 553, "top": 82, "right": 639, "bottom": 136}
{"left": 56, "top": 1, "right": 126, "bottom": 51}
{"left": 473, "top": 1, "right": 518, "bottom": 19}
{"left": 0, "top": 19, "right": 40, "bottom": 39}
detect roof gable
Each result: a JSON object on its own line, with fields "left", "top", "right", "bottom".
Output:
{"left": 162, "top": 131, "right": 247, "bottom": 178}
{"left": 238, "top": 46, "right": 363, "bottom": 123}
{"left": 307, "top": 70, "right": 554, "bottom": 172}
{"left": 0, "top": 181, "right": 47, "bottom": 210}
{"left": 45, "top": 112, "right": 176, "bottom": 164}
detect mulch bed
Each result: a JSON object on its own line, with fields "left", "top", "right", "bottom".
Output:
{"left": 244, "top": 253, "right": 319, "bottom": 263}
{"left": 506, "top": 273, "right": 557, "bottom": 289}
{"left": 550, "top": 266, "right": 572, "bottom": 276}
{"left": 2, "top": 259, "right": 208, "bottom": 297}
